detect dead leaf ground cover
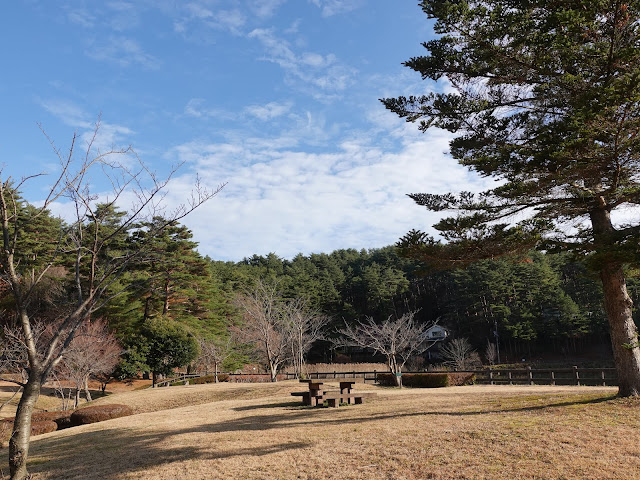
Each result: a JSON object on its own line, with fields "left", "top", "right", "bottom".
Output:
{"left": 1, "top": 382, "right": 638, "bottom": 480}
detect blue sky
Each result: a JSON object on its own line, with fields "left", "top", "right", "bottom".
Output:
{"left": 1, "top": 1, "right": 491, "bottom": 261}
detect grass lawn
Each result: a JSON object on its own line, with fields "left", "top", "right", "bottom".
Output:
{"left": 1, "top": 381, "right": 639, "bottom": 479}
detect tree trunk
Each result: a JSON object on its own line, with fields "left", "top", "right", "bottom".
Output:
{"left": 600, "top": 263, "right": 640, "bottom": 396}
{"left": 591, "top": 207, "right": 640, "bottom": 396}
{"left": 9, "top": 376, "right": 42, "bottom": 480}
{"left": 84, "top": 378, "right": 92, "bottom": 402}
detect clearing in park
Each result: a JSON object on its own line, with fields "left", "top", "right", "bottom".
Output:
{"left": 1, "top": 380, "right": 639, "bottom": 479}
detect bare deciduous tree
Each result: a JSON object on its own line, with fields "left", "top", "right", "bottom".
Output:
{"left": 232, "top": 280, "right": 290, "bottom": 382}
{"left": 0, "top": 121, "right": 222, "bottom": 480}
{"left": 196, "top": 337, "right": 233, "bottom": 382}
{"left": 59, "top": 319, "right": 122, "bottom": 408}
{"left": 439, "top": 338, "right": 480, "bottom": 370}
{"left": 336, "top": 311, "right": 438, "bottom": 387}
{"left": 284, "top": 297, "right": 328, "bottom": 379}
{"left": 484, "top": 341, "right": 497, "bottom": 366}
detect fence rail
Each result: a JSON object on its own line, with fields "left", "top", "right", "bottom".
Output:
{"left": 285, "top": 367, "right": 618, "bottom": 387}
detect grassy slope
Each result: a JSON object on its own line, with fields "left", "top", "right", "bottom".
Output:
{"left": 2, "top": 382, "right": 639, "bottom": 480}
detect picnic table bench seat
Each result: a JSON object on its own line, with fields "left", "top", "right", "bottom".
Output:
{"left": 290, "top": 380, "right": 376, "bottom": 407}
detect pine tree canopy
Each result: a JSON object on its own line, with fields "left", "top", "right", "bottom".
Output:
{"left": 383, "top": 0, "right": 640, "bottom": 265}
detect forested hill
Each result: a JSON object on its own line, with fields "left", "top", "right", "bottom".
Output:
{"left": 0, "top": 198, "right": 628, "bottom": 365}
{"left": 211, "top": 247, "right": 638, "bottom": 363}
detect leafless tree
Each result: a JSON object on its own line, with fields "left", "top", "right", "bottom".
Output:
{"left": 58, "top": 319, "right": 122, "bottom": 408}
{"left": 196, "top": 337, "right": 233, "bottom": 382}
{"left": 336, "top": 311, "right": 438, "bottom": 387}
{"left": 439, "top": 338, "right": 480, "bottom": 370}
{"left": 484, "top": 341, "right": 498, "bottom": 366}
{"left": 232, "top": 280, "right": 290, "bottom": 382}
{"left": 284, "top": 298, "right": 328, "bottom": 379}
{"left": 0, "top": 120, "right": 223, "bottom": 480}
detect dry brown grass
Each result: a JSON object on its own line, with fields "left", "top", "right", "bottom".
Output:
{"left": 1, "top": 382, "right": 639, "bottom": 480}
{"left": 0, "top": 384, "right": 61, "bottom": 420}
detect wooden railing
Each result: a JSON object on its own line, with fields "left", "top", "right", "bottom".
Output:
{"left": 150, "top": 374, "right": 201, "bottom": 388}
{"left": 285, "top": 367, "right": 618, "bottom": 387}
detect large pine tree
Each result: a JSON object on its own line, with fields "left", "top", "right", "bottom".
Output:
{"left": 382, "top": 1, "right": 640, "bottom": 395}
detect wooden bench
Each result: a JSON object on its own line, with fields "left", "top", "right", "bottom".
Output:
{"left": 322, "top": 392, "right": 375, "bottom": 408}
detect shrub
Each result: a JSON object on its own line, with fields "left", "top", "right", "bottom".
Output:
{"left": 32, "top": 411, "right": 74, "bottom": 430}
{"left": 31, "top": 420, "right": 58, "bottom": 436}
{"left": 71, "top": 404, "right": 133, "bottom": 426}
{"left": 229, "top": 374, "right": 285, "bottom": 383}
{"left": 0, "top": 418, "right": 58, "bottom": 440}
{"left": 0, "top": 420, "right": 11, "bottom": 447}
{"left": 447, "top": 372, "right": 476, "bottom": 386}
{"left": 376, "top": 372, "right": 476, "bottom": 388}
{"left": 191, "top": 374, "right": 229, "bottom": 384}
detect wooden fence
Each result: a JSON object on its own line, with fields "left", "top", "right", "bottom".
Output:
{"left": 285, "top": 367, "right": 618, "bottom": 387}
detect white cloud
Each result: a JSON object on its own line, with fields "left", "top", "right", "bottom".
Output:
{"left": 40, "top": 99, "right": 92, "bottom": 128}
{"left": 250, "top": 0, "right": 287, "bottom": 18}
{"left": 86, "top": 37, "right": 160, "bottom": 69}
{"left": 248, "top": 28, "right": 357, "bottom": 99}
{"left": 67, "top": 8, "right": 95, "bottom": 28}
{"left": 308, "top": 0, "right": 364, "bottom": 17}
{"left": 163, "top": 122, "right": 491, "bottom": 261}
{"left": 245, "top": 101, "right": 293, "bottom": 120}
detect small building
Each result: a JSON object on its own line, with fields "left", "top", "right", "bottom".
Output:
{"left": 425, "top": 325, "right": 448, "bottom": 341}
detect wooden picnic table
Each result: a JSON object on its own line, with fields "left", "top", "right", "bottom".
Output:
{"left": 291, "top": 379, "right": 375, "bottom": 407}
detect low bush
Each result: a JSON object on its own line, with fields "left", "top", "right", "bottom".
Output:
{"left": 31, "top": 420, "right": 58, "bottom": 436}
{"left": 71, "top": 404, "right": 133, "bottom": 426}
{"left": 0, "top": 418, "right": 58, "bottom": 440}
{"left": 0, "top": 420, "right": 11, "bottom": 447}
{"left": 32, "top": 411, "right": 74, "bottom": 430}
{"left": 376, "top": 372, "right": 476, "bottom": 388}
{"left": 229, "top": 374, "right": 285, "bottom": 383}
{"left": 191, "top": 374, "right": 229, "bottom": 384}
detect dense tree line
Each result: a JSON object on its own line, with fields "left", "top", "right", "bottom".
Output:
{"left": 213, "top": 247, "right": 638, "bottom": 364}
{"left": 2, "top": 194, "right": 627, "bottom": 376}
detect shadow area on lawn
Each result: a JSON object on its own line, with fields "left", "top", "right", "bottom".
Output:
{"left": 23, "top": 423, "right": 311, "bottom": 480}
{"left": 18, "top": 392, "right": 616, "bottom": 478}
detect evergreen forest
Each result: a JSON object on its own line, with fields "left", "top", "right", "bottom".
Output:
{"left": 2, "top": 198, "right": 633, "bottom": 373}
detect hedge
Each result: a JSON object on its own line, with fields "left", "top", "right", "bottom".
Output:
{"left": 376, "top": 372, "right": 476, "bottom": 388}
{"left": 32, "top": 411, "right": 74, "bottom": 430}
{"left": 71, "top": 404, "right": 133, "bottom": 426}
{"left": 0, "top": 419, "right": 58, "bottom": 439}
{"left": 191, "top": 374, "right": 229, "bottom": 384}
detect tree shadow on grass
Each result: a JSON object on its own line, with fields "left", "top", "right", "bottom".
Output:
{"left": 21, "top": 423, "right": 311, "bottom": 479}
{"left": 9, "top": 392, "right": 617, "bottom": 478}
{"left": 232, "top": 401, "right": 303, "bottom": 411}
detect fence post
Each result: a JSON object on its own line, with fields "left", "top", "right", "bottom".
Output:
{"left": 489, "top": 368, "right": 493, "bottom": 385}
{"left": 601, "top": 370, "right": 606, "bottom": 387}
{"left": 573, "top": 366, "right": 580, "bottom": 386}
{"left": 550, "top": 371, "right": 555, "bottom": 386}
{"left": 508, "top": 371, "right": 513, "bottom": 385}
{"left": 374, "top": 369, "right": 377, "bottom": 383}
{"left": 527, "top": 366, "right": 533, "bottom": 385}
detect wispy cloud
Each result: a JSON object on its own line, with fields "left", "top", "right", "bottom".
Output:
{"left": 248, "top": 28, "right": 357, "bottom": 99}
{"left": 86, "top": 36, "right": 160, "bottom": 69}
{"left": 39, "top": 99, "right": 136, "bottom": 160}
{"left": 66, "top": 8, "right": 95, "bottom": 28}
{"left": 250, "top": 0, "right": 287, "bottom": 18}
{"left": 308, "top": 0, "right": 365, "bottom": 17}
{"left": 245, "top": 101, "right": 293, "bottom": 120}
{"left": 174, "top": 3, "right": 246, "bottom": 36}
{"left": 40, "top": 99, "right": 92, "bottom": 128}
